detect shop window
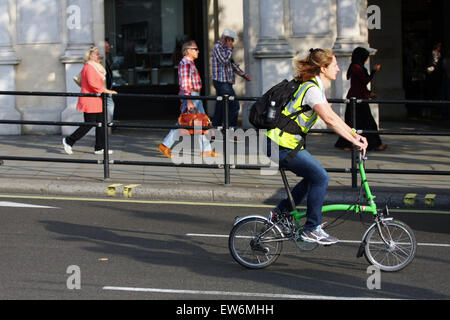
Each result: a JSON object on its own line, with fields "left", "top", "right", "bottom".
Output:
{"left": 105, "top": 0, "right": 185, "bottom": 87}
{"left": 104, "top": 0, "right": 205, "bottom": 120}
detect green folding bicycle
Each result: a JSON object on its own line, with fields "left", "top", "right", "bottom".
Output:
{"left": 229, "top": 152, "right": 417, "bottom": 272}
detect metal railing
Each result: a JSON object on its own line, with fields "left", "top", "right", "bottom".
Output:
{"left": 0, "top": 90, "right": 449, "bottom": 188}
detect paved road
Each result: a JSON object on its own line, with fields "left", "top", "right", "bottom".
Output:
{"left": 0, "top": 194, "right": 449, "bottom": 300}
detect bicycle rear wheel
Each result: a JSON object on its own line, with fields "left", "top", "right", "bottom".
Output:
{"left": 364, "top": 220, "right": 416, "bottom": 272}
{"left": 229, "top": 217, "right": 283, "bottom": 269}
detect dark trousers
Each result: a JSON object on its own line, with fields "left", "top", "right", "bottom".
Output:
{"left": 66, "top": 112, "right": 105, "bottom": 151}
{"left": 335, "top": 102, "right": 382, "bottom": 150}
{"left": 212, "top": 80, "right": 240, "bottom": 127}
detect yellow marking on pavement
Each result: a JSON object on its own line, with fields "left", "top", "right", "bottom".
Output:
{"left": 403, "top": 193, "right": 417, "bottom": 206}
{"left": 107, "top": 184, "right": 123, "bottom": 197}
{"left": 123, "top": 184, "right": 141, "bottom": 198}
{"left": 425, "top": 194, "right": 436, "bottom": 207}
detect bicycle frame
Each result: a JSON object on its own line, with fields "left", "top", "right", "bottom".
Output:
{"left": 230, "top": 152, "right": 416, "bottom": 271}
{"left": 282, "top": 152, "right": 378, "bottom": 228}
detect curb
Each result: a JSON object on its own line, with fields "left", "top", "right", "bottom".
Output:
{"left": 0, "top": 178, "right": 449, "bottom": 210}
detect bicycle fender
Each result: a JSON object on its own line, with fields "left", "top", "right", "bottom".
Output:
{"left": 356, "top": 240, "right": 366, "bottom": 258}
{"left": 357, "top": 222, "right": 377, "bottom": 258}
{"left": 233, "top": 215, "right": 268, "bottom": 225}
{"left": 233, "top": 215, "right": 285, "bottom": 236}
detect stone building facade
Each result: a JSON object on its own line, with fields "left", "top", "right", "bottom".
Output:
{"left": 0, "top": 0, "right": 447, "bottom": 135}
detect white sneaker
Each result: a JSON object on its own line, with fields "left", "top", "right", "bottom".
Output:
{"left": 94, "top": 149, "right": 113, "bottom": 155}
{"left": 62, "top": 138, "right": 73, "bottom": 155}
{"left": 300, "top": 226, "right": 339, "bottom": 245}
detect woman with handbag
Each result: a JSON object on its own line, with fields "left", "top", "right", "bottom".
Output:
{"left": 158, "top": 40, "right": 219, "bottom": 158}
{"left": 62, "top": 46, "right": 117, "bottom": 155}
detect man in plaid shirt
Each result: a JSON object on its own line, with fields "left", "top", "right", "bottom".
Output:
{"left": 211, "top": 29, "right": 252, "bottom": 128}
{"left": 158, "top": 40, "right": 218, "bottom": 158}
{"left": 178, "top": 48, "right": 203, "bottom": 111}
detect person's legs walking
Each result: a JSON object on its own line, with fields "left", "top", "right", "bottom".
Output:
{"left": 94, "top": 112, "right": 106, "bottom": 152}
{"left": 212, "top": 80, "right": 224, "bottom": 127}
{"left": 159, "top": 93, "right": 218, "bottom": 158}
{"left": 191, "top": 94, "right": 206, "bottom": 114}
{"left": 161, "top": 128, "right": 181, "bottom": 150}
{"left": 160, "top": 102, "right": 187, "bottom": 156}
{"left": 192, "top": 99, "right": 213, "bottom": 153}
{"left": 227, "top": 85, "right": 240, "bottom": 128}
{"left": 212, "top": 81, "right": 240, "bottom": 127}
{"left": 63, "top": 112, "right": 110, "bottom": 155}
{"left": 107, "top": 96, "right": 115, "bottom": 122}
{"left": 64, "top": 112, "right": 96, "bottom": 147}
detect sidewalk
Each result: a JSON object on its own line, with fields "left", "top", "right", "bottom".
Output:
{"left": 0, "top": 119, "right": 449, "bottom": 209}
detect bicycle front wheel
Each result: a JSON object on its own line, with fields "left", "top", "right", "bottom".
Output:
{"left": 364, "top": 220, "right": 416, "bottom": 272}
{"left": 229, "top": 217, "right": 283, "bottom": 269}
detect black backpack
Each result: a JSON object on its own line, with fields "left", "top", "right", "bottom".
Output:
{"left": 249, "top": 79, "right": 313, "bottom": 136}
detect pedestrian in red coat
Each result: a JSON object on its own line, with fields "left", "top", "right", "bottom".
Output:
{"left": 62, "top": 46, "right": 117, "bottom": 155}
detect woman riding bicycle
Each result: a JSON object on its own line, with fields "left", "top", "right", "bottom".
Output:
{"left": 267, "top": 48, "right": 368, "bottom": 245}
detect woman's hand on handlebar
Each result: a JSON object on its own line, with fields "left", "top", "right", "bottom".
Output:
{"left": 354, "top": 135, "right": 368, "bottom": 157}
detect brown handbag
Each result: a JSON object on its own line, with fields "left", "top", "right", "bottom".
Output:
{"left": 177, "top": 108, "right": 212, "bottom": 135}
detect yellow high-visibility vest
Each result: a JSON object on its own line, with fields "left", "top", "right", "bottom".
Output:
{"left": 267, "top": 78, "right": 321, "bottom": 149}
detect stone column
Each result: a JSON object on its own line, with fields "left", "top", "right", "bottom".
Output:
{"left": 332, "top": 0, "right": 375, "bottom": 121}
{"left": 0, "top": 0, "right": 20, "bottom": 135}
{"left": 253, "top": 0, "right": 293, "bottom": 92}
{"left": 61, "top": 0, "right": 94, "bottom": 136}
{"left": 333, "top": 0, "right": 366, "bottom": 98}
{"left": 243, "top": 0, "right": 294, "bottom": 128}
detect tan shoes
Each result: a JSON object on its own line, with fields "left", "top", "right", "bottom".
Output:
{"left": 158, "top": 143, "right": 173, "bottom": 158}
{"left": 158, "top": 144, "right": 221, "bottom": 158}
{"left": 201, "top": 151, "right": 221, "bottom": 157}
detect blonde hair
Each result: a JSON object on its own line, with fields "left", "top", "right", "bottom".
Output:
{"left": 83, "top": 46, "right": 99, "bottom": 64}
{"left": 293, "top": 48, "right": 335, "bottom": 82}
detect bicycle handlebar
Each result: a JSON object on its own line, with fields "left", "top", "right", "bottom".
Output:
{"left": 357, "top": 138, "right": 368, "bottom": 162}
{"left": 358, "top": 151, "right": 368, "bottom": 163}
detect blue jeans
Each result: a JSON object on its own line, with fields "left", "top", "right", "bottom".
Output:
{"left": 162, "top": 93, "right": 212, "bottom": 152}
{"left": 106, "top": 96, "right": 115, "bottom": 122}
{"left": 267, "top": 139, "right": 329, "bottom": 231}
{"left": 212, "top": 80, "right": 240, "bottom": 127}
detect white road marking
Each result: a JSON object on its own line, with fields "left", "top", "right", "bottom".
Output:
{"left": 187, "top": 233, "right": 229, "bottom": 238}
{"left": 186, "top": 233, "right": 450, "bottom": 248}
{"left": 0, "top": 201, "right": 58, "bottom": 209}
{"left": 102, "top": 286, "right": 394, "bottom": 300}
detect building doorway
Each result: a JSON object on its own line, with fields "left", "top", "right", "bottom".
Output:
{"left": 104, "top": 0, "right": 207, "bottom": 120}
{"left": 401, "top": 0, "right": 448, "bottom": 118}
